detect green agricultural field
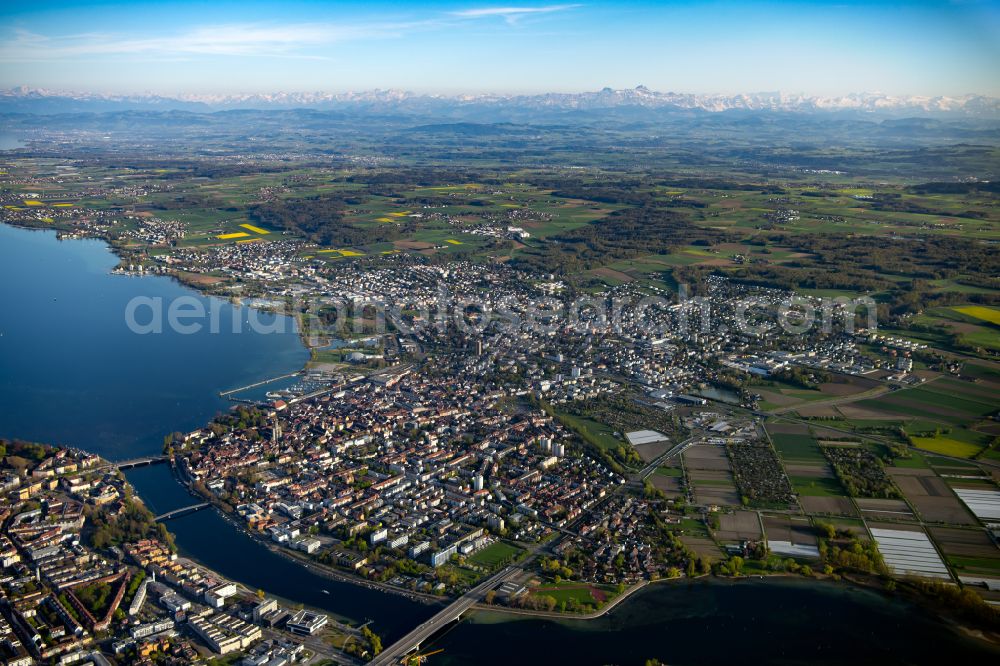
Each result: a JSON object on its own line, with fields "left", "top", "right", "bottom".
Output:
{"left": 769, "top": 432, "right": 825, "bottom": 463}
{"left": 857, "top": 381, "right": 996, "bottom": 430}
{"left": 692, "top": 478, "right": 736, "bottom": 487}
{"left": 847, "top": 381, "right": 994, "bottom": 459}
{"left": 947, "top": 555, "right": 1000, "bottom": 576}
{"left": 927, "top": 456, "right": 984, "bottom": 472}
{"left": 960, "top": 362, "right": 1000, "bottom": 382}
{"left": 675, "top": 517, "right": 711, "bottom": 537}
{"left": 790, "top": 476, "right": 847, "bottom": 497}
{"left": 927, "top": 279, "right": 1000, "bottom": 295}
{"left": 890, "top": 451, "right": 931, "bottom": 469}
{"left": 909, "top": 305, "right": 1000, "bottom": 352}
{"left": 902, "top": 387, "right": 993, "bottom": 417}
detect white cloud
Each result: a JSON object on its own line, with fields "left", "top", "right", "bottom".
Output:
{"left": 451, "top": 4, "right": 581, "bottom": 24}
{"left": 0, "top": 20, "right": 434, "bottom": 62}
{"left": 0, "top": 6, "right": 581, "bottom": 63}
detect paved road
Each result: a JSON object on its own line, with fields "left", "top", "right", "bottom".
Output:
{"left": 636, "top": 432, "right": 703, "bottom": 481}
{"left": 260, "top": 626, "right": 363, "bottom": 666}
{"left": 767, "top": 384, "right": 891, "bottom": 415}
{"left": 371, "top": 477, "right": 637, "bottom": 665}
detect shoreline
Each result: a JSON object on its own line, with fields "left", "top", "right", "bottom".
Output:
{"left": 4, "top": 220, "right": 1000, "bottom": 658}
{"left": 114, "top": 453, "right": 1000, "bottom": 656}
{"left": 473, "top": 579, "right": 651, "bottom": 620}
{"left": 0, "top": 221, "right": 320, "bottom": 364}
{"left": 467, "top": 574, "right": 1000, "bottom": 651}
{"left": 88, "top": 452, "right": 1000, "bottom": 657}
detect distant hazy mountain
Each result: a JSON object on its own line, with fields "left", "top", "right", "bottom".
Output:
{"left": 2, "top": 85, "right": 998, "bottom": 117}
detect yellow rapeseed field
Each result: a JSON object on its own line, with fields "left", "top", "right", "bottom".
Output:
{"left": 954, "top": 305, "right": 1000, "bottom": 326}
{"left": 318, "top": 249, "right": 364, "bottom": 257}
{"left": 910, "top": 436, "right": 982, "bottom": 458}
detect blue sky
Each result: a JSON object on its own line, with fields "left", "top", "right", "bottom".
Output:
{"left": 1, "top": 1, "right": 998, "bottom": 96}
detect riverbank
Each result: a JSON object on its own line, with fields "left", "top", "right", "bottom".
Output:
{"left": 118, "top": 396, "right": 1000, "bottom": 656}
{"left": 6, "top": 219, "right": 1000, "bottom": 664}
{"left": 172, "top": 453, "right": 446, "bottom": 605}
{"left": 129, "top": 457, "right": 1000, "bottom": 659}
{"left": 214, "top": 499, "right": 446, "bottom": 606}
{"left": 125, "top": 463, "right": 435, "bottom": 642}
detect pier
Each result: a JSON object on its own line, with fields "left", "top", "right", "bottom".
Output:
{"left": 219, "top": 371, "right": 301, "bottom": 397}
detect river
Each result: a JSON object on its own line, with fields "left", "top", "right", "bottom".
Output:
{"left": 124, "top": 464, "right": 435, "bottom": 642}
{"left": 2, "top": 221, "right": 998, "bottom": 663}
{"left": 121, "top": 463, "right": 1000, "bottom": 661}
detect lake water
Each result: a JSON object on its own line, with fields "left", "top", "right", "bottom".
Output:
{"left": 0, "top": 133, "right": 26, "bottom": 150}
{"left": 429, "top": 578, "right": 1000, "bottom": 665}
{"left": 0, "top": 223, "right": 308, "bottom": 459}
{"left": 697, "top": 385, "right": 742, "bottom": 404}
{"left": 4, "top": 220, "right": 998, "bottom": 662}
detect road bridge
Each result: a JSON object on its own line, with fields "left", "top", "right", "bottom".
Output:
{"left": 154, "top": 502, "right": 210, "bottom": 522}
{"left": 370, "top": 566, "right": 520, "bottom": 665}
{"left": 96, "top": 455, "right": 169, "bottom": 472}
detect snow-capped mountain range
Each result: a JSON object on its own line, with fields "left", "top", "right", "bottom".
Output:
{"left": 2, "top": 85, "right": 998, "bottom": 116}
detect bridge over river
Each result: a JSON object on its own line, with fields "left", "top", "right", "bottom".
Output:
{"left": 154, "top": 502, "right": 211, "bottom": 522}
{"left": 370, "top": 566, "right": 521, "bottom": 665}
{"left": 95, "top": 455, "right": 170, "bottom": 473}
